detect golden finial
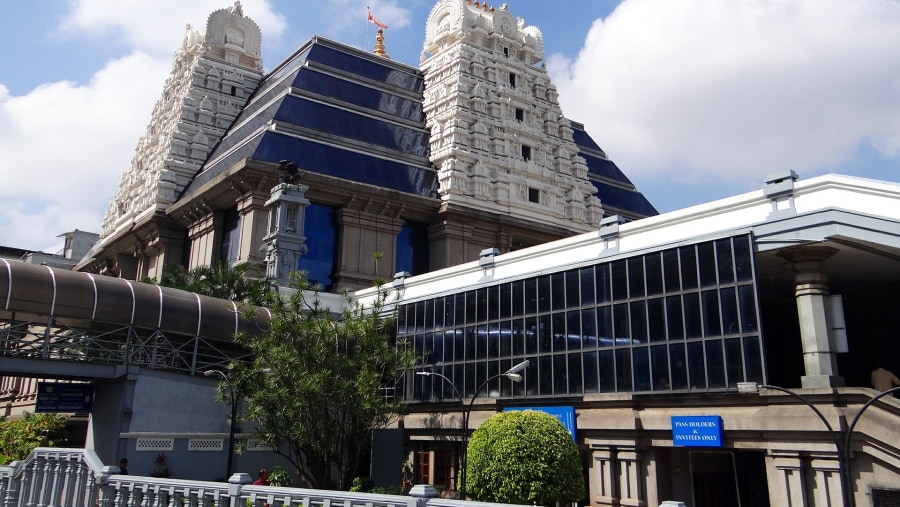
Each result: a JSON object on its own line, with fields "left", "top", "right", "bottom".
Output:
{"left": 483, "top": 2, "right": 488, "bottom": 11}
{"left": 490, "top": 6, "right": 495, "bottom": 13}
{"left": 373, "top": 28, "right": 390, "bottom": 59}
{"left": 474, "top": 1, "right": 480, "bottom": 8}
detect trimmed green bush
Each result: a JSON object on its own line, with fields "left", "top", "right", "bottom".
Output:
{"left": 465, "top": 410, "right": 584, "bottom": 504}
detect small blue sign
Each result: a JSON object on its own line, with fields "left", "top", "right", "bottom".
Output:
{"left": 671, "top": 415, "right": 722, "bottom": 447}
{"left": 505, "top": 406, "right": 576, "bottom": 441}
{"left": 35, "top": 382, "right": 94, "bottom": 413}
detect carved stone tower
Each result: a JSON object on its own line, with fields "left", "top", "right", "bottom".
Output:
{"left": 421, "top": 0, "right": 603, "bottom": 232}
{"left": 97, "top": 2, "right": 263, "bottom": 257}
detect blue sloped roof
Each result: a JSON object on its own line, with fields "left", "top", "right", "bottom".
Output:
{"left": 571, "top": 124, "right": 658, "bottom": 218}
{"left": 180, "top": 38, "right": 437, "bottom": 200}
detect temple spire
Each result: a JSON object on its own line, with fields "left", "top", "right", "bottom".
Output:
{"left": 373, "top": 28, "right": 390, "bottom": 59}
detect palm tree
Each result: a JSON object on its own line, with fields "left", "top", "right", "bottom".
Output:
{"left": 159, "top": 261, "right": 271, "bottom": 305}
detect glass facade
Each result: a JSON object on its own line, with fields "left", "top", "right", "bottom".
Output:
{"left": 396, "top": 221, "right": 430, "bottom": 276}
{"left": 219, "top": 206, "right": 241, "bottom": 263}
{"left": 297, "top": 203, "right": 338, "bottom": 291}
{"left": 399, "top": 234, "right": 764, "bottom": 402}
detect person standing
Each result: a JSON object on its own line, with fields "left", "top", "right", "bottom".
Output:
{"left": 871, "top": 366, "right": 900, "bottom": 391}
{"left": 118, "top": 458, "right": 128, "bottom": 474}
{"left": 253, "top": 468, "right": 269, "bottom": 486}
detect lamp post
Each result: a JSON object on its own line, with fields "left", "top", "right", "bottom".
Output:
{"left": 737, "top": 382, "right": 900, "bottom": 507}
{"left": 204, "top": 368, "right": 272, "bottom": 479}
{"left": 417, "top": 359, "right": 529, "bottom": 500}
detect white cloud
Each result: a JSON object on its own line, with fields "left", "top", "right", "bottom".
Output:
{"left": 0, "top": 52, "right": 170, "bottom": 251}
{"left": 552, "top": 0, "right": 900, "bottom": 185}
{"left": 59, "top": 0, "right": 287, "bottom": 55}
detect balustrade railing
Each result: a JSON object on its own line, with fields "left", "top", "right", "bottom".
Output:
{"left": 0, "top": 448, "right": 525, "bottom": 507}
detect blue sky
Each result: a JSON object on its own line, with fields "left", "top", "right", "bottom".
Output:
{"left": 1, "top": 0, "right": 899, "bottom": 252}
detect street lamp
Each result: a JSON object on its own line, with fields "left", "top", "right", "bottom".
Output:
{"left": 417, "top": 359, "right": 529, "bottom": 500}
{"left": 204, "top": 368, "right": 272, "bottom": 479}
{"left": 737, "top": 382, "right": 900, "bottom": 507}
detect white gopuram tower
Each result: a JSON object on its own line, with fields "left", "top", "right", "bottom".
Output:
{"left": 97, "top": 2, "right": 263, "bottom": 264}
{"left": 421, "top": 0, "right": 603, "bottom": 232}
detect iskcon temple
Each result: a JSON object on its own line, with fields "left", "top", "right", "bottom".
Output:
{"left": 2, "top": 1, "right": 900, "bottom": 506}
{"left": 75, "top": 0, "right": 656, "bottom": 290}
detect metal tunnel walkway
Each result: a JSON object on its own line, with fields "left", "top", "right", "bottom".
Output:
{"left": 0, "top": 259, "right": 270, "bottom": 380}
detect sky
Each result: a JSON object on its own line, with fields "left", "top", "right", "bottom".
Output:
{"left": 1, "top": 0, "right": 899, "bottom": 253}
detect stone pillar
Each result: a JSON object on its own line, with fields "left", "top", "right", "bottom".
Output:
{"left": 591, "top": 448, "right": 616, "bottom": 506}
{"left": 770, "top": 452, "right": 807, "bottom": 507}
{"left": 334, "top": 209, "right": 402, "bottom": 289}
{"left": 262, "top": 180, "right": 310, "bottom": 286}
{"left": 187, "top": 210, "right": 223, "bottom": 269}
{"left": 236, "top": 191, "right": 269, "bottom": 265}
{"left": 809, "top": 456, "right": 842, "bottom": 507}
{"left": 618, "top": 449, "right": 645, "bottom": 507}
{"left": 777, "top": 246, "right": 844, "bottom": 388}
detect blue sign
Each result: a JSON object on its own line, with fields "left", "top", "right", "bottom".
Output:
{"left": 505, "top": 406, "right": 576, "bottom": 441}
{"left": 35, "top": 382, "right": 94, "bottom": 413}
{"left": 671, "top": 415, "right": 722, "bottom": 447}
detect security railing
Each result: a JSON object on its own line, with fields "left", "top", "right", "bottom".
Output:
{"left": 0, "top": 448, "right": 524, "bottom": 507}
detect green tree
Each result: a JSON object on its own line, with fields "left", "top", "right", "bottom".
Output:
{"left": 231, "top": 271, "right": 415, "bottom": 490}
{"left": 465, "top": 410, "right": 585, "bottom": 504}
{"left": 159, "top": 261, "right": 271, "bottom": 305}
{"left": 0, "top": 413, "right": 71, "bottom": 464}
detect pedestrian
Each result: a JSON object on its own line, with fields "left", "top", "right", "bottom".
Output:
{"left": 118, "top": 458, "right": 128, "bottom": 475}
{"left": 253, "top": 468, "right": 269, "bottom": 485}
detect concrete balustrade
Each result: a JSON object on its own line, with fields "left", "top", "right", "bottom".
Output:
{"left": 0, "top": 449, "right": 520, "bottom": 507}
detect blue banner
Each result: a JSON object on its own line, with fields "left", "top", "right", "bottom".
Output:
{"left": 671, "top": 415, "right": 722, "bottom": 447}
{"left": 505, "top": 406, "right": 576, "bottom": 441}
{"left": 35, "top": 382, "right": 94, "bottom": 413}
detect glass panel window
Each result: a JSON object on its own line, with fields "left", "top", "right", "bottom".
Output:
{"left": 666, "top": 296, "right": 684, "bottom": 340}
{"left": 648, "top": 298, "right": 666, "bottom": 343}
{"left": 738, "top": 284, "right": 759, "bottom": 333}
{"left": 687, "top": 341, "right": 706, "bottom": 390}
{"left": 743, "top": 336, "right": 764, "bottom": 383}
{"left": 633, "top": 347, "right": 651, "bottom": 391}
{"left": 551, "top": 272, "right": 566, "bottom": 311}
{"left": 701, "top": 289, "right": 722, "bottom": 336}
{"left": 734, "top": 235, "right": 753, "bottom": 282}
{"left": 538, "top": 314, "right": 552, "bottom": 353}
{"left": 395, "top": 221, "right": 430, "bottom": 276}
{"left": 680, "top": 246, "right": 698, "bottom": 290}
{"left": 684, "top": 293, "right": 702, "bottom": 339}
{"left": 454, "top": 328, "right": 465, "bottom": 361}
{"left": 488, "top": 285, "right": 500, "bottom": 321}
{"left": 525, "top": 278, "right": 538, "bottom": 314}
{"left": 582, "top": 308, "right": 597, "bottom": 349}
{"left": 298, "top": 203, "right": 338, "bottom": 291}
{"left": 500, "top": 283, "right": 512, "bottom": 319}
{"left": 720, "top": 287, "right": 739, "bottom": 335}
{"left": 219, "top": 206, "right": 241, "bottom": 263}
{"left": 612, "top": 260, "right": 628, "bottom": 301}
{"left": 697, "top": 242, "right": 717, "bottom": 287}
{"left": 597, "top": 305, "right": 613, "bottom": 347}
{"left": 630, "top": 301, "right": 648, "bottom": 344}
{"left": 565, "top": 270, "right": 580, "bottom": 308}
{"left": 669, "top": 343, "right": 688, "bottom": 390}
{"left": 706, "top": 340, "right": 726, "bottom": 388}
{"left": 567, "top": 310, "right": 582, "bottom": 350}
{"left": 511, "top": 280, "right": 525, "bottom": 317}
{"left": 613, "top": 303, "right": 631, "bottom": 342}
{"left": 724, "top": 338, "right": 744, "bottom": 387}
{"left": 538, "top": 275, "right": 551, "bottom": 313}
{"left": 554, "top": 355, "right": 568, "bottom": 394}
{"left": 615, "top": 348, "right": 633, "bottom": 391}
{"left": 525, "top": 317, "right": 538, "bottom": 355}
{"left": 486, "top": 323, "right": 499, "bottom": 359}
{"left": 512, "top": 318, "right": 525, "bottom": 356}
{"left": 663, "top": 249, "right": 681, "bottom": 293}
{"left": 539, "top": 356, "right": 553, "bottom": 396}
{"left": 583, "top": 351, "right": 599, "bottom": 393}
{"left": 596, "top": 264, "right": 612, "bottom": 303}
{"left": 628, "top": 257, "right": 646, "bottom": 299}
{"left": 646, "top": 253, "right": 663, "bottom": 296}
{"left": 552, "top": 312, "right": 567, "bottom": 352}
{"left": 651, "top": 345, "right": 670, "bottom": 390}
{"left": 599, "top": 350, "right": 615, "bottom": 392}
{"left": 568, "top": 353, "right": 583, "bottom": 394}
{"left": 499, "top": 321, "right": 512, "bottom": 357}
{"left": 716, "top": 238, "right": 735, "bottom": 284}
{"left": 580, "top": 267, "right": 596, "bottom": 305}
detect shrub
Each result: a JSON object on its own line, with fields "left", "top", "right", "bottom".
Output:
{"left": 465, "top": 410, "right": 584, "bottom": 504}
